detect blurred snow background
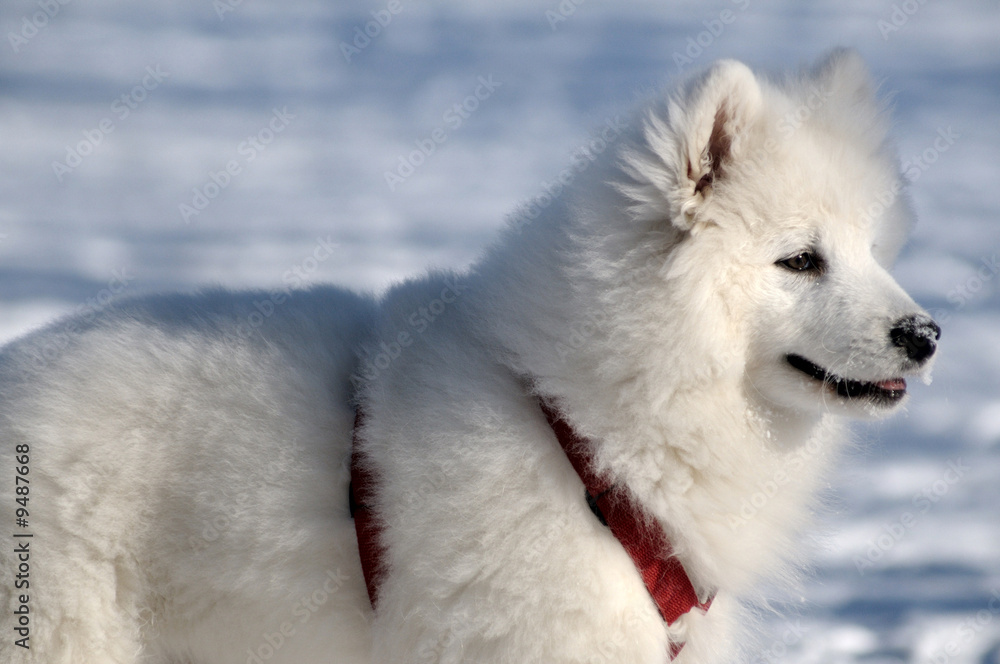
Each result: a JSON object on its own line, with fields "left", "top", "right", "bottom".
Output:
{"left": 1, "top": 1, "right": 998, "bottom": 662}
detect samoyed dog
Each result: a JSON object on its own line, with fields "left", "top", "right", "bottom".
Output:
{"left": 1, "top": 49, "right": 939, "bottom": 664}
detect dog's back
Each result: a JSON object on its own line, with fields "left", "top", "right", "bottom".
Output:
{"left": 0, "top": 287, "right": 376, "bottom": 663}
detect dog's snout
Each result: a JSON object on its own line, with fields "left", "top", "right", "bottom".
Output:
{"left": 890, "top": 314, "right": 941, "bottom": 363}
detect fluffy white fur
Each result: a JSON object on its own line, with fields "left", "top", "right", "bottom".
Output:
{"left": 1, "top": 50, "right": 936, "bottom": 664}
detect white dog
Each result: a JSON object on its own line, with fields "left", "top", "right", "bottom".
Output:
{"left": 1, "top": 49, "right": 938, "bottom": 664}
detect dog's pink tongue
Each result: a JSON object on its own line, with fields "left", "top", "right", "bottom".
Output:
{"left": 878, "top": 378, "right": 907, "bottom": 391}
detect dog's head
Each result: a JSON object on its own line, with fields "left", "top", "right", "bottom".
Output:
{"left": 616, "top": 50, "right": 939, "bottom": 419}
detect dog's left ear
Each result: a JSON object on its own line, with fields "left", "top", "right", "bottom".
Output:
{"left": 618, "top": 60, "right": 762, "bottom": 230}
{"left": 673, "top": 60, "right": 762, "bottom": 230}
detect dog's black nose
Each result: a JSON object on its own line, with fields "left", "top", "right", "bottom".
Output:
{"left": 890, "top": 315, "right": 941, "bottom": 363}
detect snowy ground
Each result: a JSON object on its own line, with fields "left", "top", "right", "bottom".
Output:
{"left": 2, "top": 1, "right": 998, "bottom": 662}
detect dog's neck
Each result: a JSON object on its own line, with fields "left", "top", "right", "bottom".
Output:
{"left": 463, "top": 207, "right": 842, "bottom": 593}
{"left": 536, "top": 380, "right": 841, "bottom": 593}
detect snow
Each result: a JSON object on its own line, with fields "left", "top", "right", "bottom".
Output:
{"left": 2, "top": 0, "right": 998, "bottom": 661}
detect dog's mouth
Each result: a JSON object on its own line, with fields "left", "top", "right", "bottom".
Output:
{"left": 785, "top": 354, "right": 907, "bottom": 404}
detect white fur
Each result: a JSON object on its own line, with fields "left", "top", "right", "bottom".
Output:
{"left": 1, "top": 50, "right": 935, "bottom": 664}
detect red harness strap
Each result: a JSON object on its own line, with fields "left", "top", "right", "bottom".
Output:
{"left": 539, "top": 401, "right": 713, "bottom": 658}
{"left": 350, "top": 401, "right": 712, "bottom": 659}
{"left": 349, "top": 409, "right": 385, "bottom": 607}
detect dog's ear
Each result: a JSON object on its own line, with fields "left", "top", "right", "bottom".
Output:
{"left": 807, "top": 48, "right": 889, "bottom": 147}
{"left": 673, "top": 60, "right": 762, "bottom": 230}
{"left": 810, "top": 48, "right": 876, "bottom": 108}
{"left": 618, "top": 60, "right": 761, "bottom": 230}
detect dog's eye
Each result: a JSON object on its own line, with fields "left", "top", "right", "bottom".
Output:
{"left": 777, "top": 252, "right": 821, "bottom": 273}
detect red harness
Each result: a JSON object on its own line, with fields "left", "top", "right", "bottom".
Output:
{"left": 349, "top": 400, "right": 712, "bottom": 658}
{"left": 348, "top": 409, "right": 384, "bottom": 606}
